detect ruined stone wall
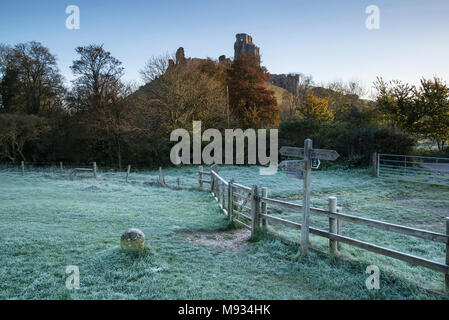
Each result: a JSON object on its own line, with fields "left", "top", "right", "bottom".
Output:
{"left": 269, "top": 74, "right": 300, "bottom": 95}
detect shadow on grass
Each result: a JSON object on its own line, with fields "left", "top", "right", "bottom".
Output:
{"left": 247, "top": 228, "right": 449, "bottom": 299}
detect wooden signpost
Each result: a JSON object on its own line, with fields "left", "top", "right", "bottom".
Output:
{"left": 280, "top": 139, "right": 340, "bottom": 253}
{"left": 280, "top": 146, "right": 339, "bottom": 161}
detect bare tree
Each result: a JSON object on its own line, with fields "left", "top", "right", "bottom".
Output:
{"left": 326, "top": 79, "right": 367, "bottom": 97}
{"left": 138, "top": 55, "right": 227, "bottom": 130}
{"left": 139, "top": 53, "right": 175, "bottom": 84}
{"left": 0, "top": 114, "right": 47, "bottom": 162}
{"left": 68, "top": 44, "right": 130, "bottom": 169}
{"left": 69, "top": 44, "right": 124, "bottom": 110}
{"left": 0, "top": 42, "right": 65, "bottom": 114}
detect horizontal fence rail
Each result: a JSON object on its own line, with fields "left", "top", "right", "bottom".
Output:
{"left": 199, "top": 165, "right": 449, "bottom": 291}
{"left": 378, "top": 153, "right": 449, "bottom": 187}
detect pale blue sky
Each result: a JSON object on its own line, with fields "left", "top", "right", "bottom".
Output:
{"left": 1, "top": 0, "right": 448, "bottom": 95}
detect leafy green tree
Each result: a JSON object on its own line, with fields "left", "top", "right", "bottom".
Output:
{"left": 374, "top": 77, "right": 449, "bottom": 151}
{"left": 374, "top": 77, "right": 417, "bottom": 131}
{"left": 414, "top": 77, "right": 449, "bottom": 150}
{"left": 296, "top": 92, "right": 333, "bottom": 122}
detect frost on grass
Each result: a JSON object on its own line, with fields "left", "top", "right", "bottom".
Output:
{"left": 1, "top": 165, "right": 448, "bottom": 298}
{"left": 177, "top": 228, "right": 251, "bottom": 252}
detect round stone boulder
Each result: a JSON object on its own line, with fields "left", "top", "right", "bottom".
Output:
{"left": 120, "top": 228, "right": 146, "bottom": 252}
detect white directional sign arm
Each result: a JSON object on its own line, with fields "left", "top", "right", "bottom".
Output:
{"left": 280, "top": 146, "right": 339, "bottom": 161}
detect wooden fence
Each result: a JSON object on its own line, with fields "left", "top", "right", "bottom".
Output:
{"left": 14, "top": 162, "right": 186, "bottom": 188}
{"left": 200, "top": 165, "right": 449, "bottom": 291}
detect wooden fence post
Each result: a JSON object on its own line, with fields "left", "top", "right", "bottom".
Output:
{"left": 211, "top": 164, "right": 218, "bottom": 193}
{"left": 445, "top": 217, "right": 449, "bottom": 292}
{"left": 158, "top": 167, "right": 166, "bottom": 186}
{"left": 215, "top": 179, "right": 221, "bottom": 204}
{"left": 301, "top": 138, "right": 312, "bottom": 253}
{"left": 228, "top": 179, "right": 234, "bottom": 221}
{"left": 377, "top": 153, "right": 380, "bottom": 177}
{"left": 21, "top": 161, "right": 24, "bottom": 176}
{"left": 336, "top": 206, "right": 342, "bottom": 251}
{"left": 222, "top": 183, "right": 225, "bottom": 209}
{"left": 60, "top": 162, "right": 63, "bottom": 176}
{"left": 93, "top": 162, "right": 97, "bottom": 179}
{"left": 126, "top": 165, "right": 131, "bottom": 183}
{"left": 261, "top": 187, "right": 268, "bottom": 228}
{"left": 328, "top": 196, "right": 338, "bottom": 255}
{"left": 372, "top": 152, "right": 377, "bottom": 177}
{"left": 199, "top": 166, "right": 203, "bottom": 188}
{"left": 250, "top": 185, "right": 259, "bottom": 236}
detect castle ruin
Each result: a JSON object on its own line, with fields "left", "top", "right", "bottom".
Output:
{"left": 234, "top": 33, "right": 260, "bottom": 63}
{"left": 269, "top": 74, "right": 301, "bottom": 96}
{"left": 233, "top": 33, "right": 300, "bottom": 95}
{"left": 168, "top": 34, "right": 300, "bottom": 96}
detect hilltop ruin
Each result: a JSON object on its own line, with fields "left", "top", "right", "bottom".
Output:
{"left": 234, "top": 33, "right": 260, "bottom": 63}
{"left": 233, "top": 33, "right": 300, "bottom": 95}
{"left": 166, "top": 33, "right": 300, "bottom": 96}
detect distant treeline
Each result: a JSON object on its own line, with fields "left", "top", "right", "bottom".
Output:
{"left": 0, "top": 41, "right": 448, "bottom": 168}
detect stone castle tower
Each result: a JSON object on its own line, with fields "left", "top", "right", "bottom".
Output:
{"left": 234, "top": 33, "right": 260, "bottom": 63}
{"left": 233, "top": 33, "right": 299, "bottom": 95}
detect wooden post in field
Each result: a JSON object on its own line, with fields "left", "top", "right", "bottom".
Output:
{"left": 158, "top": 167, "right": 166, "bottom": 186}
{"left": 60, "top": 162, "right": 63, "bottom": 176}
{"left": 261, "top": 187, "right": 268, "bottom": 228}
{"left": 377, "top": 153, "right": 380, "bottom": 177}
{"left": 372, "top": 152, "right": 377, "bottom": 177}
{"left": 301, "top": 138, "right": 312, "bottom": 253}
{"left": 222, "top": 183, "right": 225, "bottom": 208}
{"left": 445, "top": 217, "right": 449, "bottom": 291}
{"left": 93, "top": 162, "right": 98, "bottom": 179}
{"left": 21, "top": 161, "right": 24, "bottom": 176}
{"left": 250, "top": 185, "right": 259, "bottom": 236}
{"left": 336, "top": 206, "right": 342, "bottom": 251}
{"left": 215, "top": 179, "right": 221, "bottom": 203}
{"left": 199, "top": 166, "right": 203, "bottom": 188}
{"left": 211, "top": 164, "right": 218, "bottom": 193}
{"left": 228, "top": 179, "right": 234, "bottom": 221}
{"left": 279, "top": 140, "right": 339, "bottom": 254}
{"left": 226, "top": 85, "right": 230, "bottom": 128}
{"left": 328, "top": 196, "right": 338, "bottom": 255}
{"left": 126, "top": 165, "right": 131, "bottom": 183}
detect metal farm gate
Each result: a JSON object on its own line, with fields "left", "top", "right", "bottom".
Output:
{"left": 377, "top": 153, "right": 449, "bottom": 187}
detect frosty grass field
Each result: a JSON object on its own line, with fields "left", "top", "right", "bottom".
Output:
{"left": 1, "top": 165, "right": 449, "bottom": 299}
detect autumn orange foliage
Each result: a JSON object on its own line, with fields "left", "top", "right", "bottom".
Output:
{"left": 227, "top": 54, "right": 279, "bottom": 128}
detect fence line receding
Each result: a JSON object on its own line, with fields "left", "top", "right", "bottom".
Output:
{"left": 201, "top": 165, "right": 449, "bottom": 291}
